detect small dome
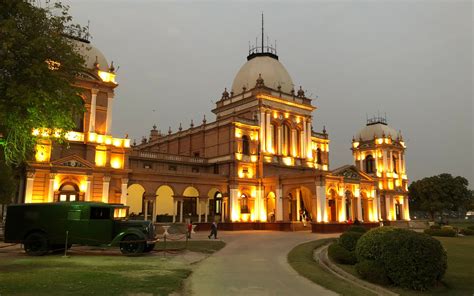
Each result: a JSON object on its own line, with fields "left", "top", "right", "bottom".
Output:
{"left": 231, "top": 55, "right": 294, "bottom": 94}
{"left": 356, "top": 123, "right": 399, "bottom": 141}
{"left": 71, "top": 39, "right": 109, "bottom": 72}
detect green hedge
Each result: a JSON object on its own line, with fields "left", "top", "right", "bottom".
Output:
{"left": 424, "top": 228, "right": 456, "bottom": 237}
{"left": 355, "top": 226, "right": 396, "bottom": 262}
{"left": 355, "top": 260, "right": 390, "bottom": 286}
{"left": 381, "top": 229, "right": 447, "bottom": 290}
{"left": 346, "top": 225, "right": 367, "bottom": 233}
{"left": 460, "top": 228, "right": 474, "bottom": 236}
{"left": 430, "top": 224, "right": 441, "bottom": 230}
{"left": 328, "top": 242, "right": 357, "bottom": 265}
{"left": 467, "top": 226, "right": 474, "bottom": 231}
{"left": 339, "top": 231, "right": 363, "bottom": 252}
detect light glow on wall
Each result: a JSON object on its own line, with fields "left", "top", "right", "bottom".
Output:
{"left": 80, "top": 180, "right": 87, "bottom": 192}
{"left": 235, "top": 128, "right": 242, "bottom": 138}
{"left": 282, "top": 156, "right": 293, "bottom": 166}
{"left": 352, "top": 141, "right": 359, "bottom": 148}
{"left": 35, "top": 141, "right": 51, "bottom": 162}
{"left": 250, "top": 155, "right": 258, "bottom": 162}
{"left": 95, "top": 146, "right": 107, "bottom": 167}
{"left": 98, "top": 70, "right": 116, "bottom": 83}
{"left": 111, "top": 154, "right": 123, "bottom": 169}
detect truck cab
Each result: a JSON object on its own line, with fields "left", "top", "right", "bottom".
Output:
{"left": 4, "top": 202, "right": 156, "bottom": 255}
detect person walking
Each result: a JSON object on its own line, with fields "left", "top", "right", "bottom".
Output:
{"left": 208, "top": 221, "right": 218, "bottom": 239}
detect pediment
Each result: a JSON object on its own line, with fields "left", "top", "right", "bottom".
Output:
{"left": 331, "top": 165, "right": 373, "bottom": 182}
{"left": 52, "top": 155, "right": 94, "bottom": 169}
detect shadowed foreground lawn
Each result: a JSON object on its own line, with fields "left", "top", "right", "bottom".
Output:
{"left": 155, "top": 239, "right": 226, "bottom": 254}
{"left": 337, "top": 236, "right": 474, "bottom": 296}
{"left": 0, "top": 241, "right": 225, "bottom": 296}
{"left": 287, "top": 238, "right": 376, "bottom": 296}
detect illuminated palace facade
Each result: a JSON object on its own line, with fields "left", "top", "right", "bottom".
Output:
{"left": 24, "top": 36, "right": 410, "bottom": 229}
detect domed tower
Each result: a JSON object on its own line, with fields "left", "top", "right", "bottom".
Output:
{"left": 351, "top": 116, "right": 409, "bottom": 222}
{"left": 25, "top": 35, "right": 130, "bottom": 205}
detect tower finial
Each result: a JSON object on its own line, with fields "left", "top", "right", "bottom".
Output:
{"left": 261, "top": 12, "right": 264, "bottom": 52}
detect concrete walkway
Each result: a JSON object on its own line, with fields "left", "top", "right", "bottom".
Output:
{"left": 186, "top": 231, "right": 338, "bottom": 296}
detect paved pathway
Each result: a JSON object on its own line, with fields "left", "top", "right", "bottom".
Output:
{"left": 186, "top": 231, "right": 338, "bottom": 296}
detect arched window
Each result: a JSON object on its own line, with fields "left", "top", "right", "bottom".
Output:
{"left": 316, "top": 148, "right": 322, "bottom": 164}
{"left": 282, "top": 124, "right": 291, "bottom": 156}
{"left": 345, "top": 191, "right": 353, "bottom": 220}
{"left": 214, "top": 192, "right": 223, "bottom": 215}
{"left": 272, "top": 123, "right": 278, "bottom": 154}
{"left": 242, "top": 135, "right": 250, "bottom": 155}
{"left": 240, "top": 194, "right": 249, "bottom": 214}
{"left": 392, "top": 155, "right": 398, "bottom": 174}
{"left": 365, "top": 155, "right": 375, "bottom": 173}
{"left": 296, "top": 129, "right": 302, "bottom": 157}
{"left": 56, "top": 183, "right": 82, "bottom": 202}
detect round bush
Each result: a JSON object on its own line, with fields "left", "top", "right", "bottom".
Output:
{"left": 381, "top": 229, "right": 447, "bottom": 290}
{"left": 339, "top": 231, "right": 363, "bottom": 251}
{"left": 355, "top": 260, "right": 391, "bottom": 285}
{"left": 424, "top": 228, "right": 456, "bottom": 237}
{"left": 355, "top": 226, "right": 396, "bottom": 262}
{"left": 328, "top": 242, "right": 357, "bottom": 265}
{"left": 346, "top": 225, "right": 367, "bottom": 233}
{"left": 460, "top": 228, "right": 474, "bottom": 235}
{"left": 430, "top": 224, "right": 441, "bottom": 230}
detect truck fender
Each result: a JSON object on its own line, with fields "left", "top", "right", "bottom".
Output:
{"left": 109, "top": 228, "right": 145, "bottom": 246}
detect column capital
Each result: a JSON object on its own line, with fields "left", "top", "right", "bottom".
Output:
{"left": 91, "top": 88, "right": 99, "bottom": 95}
{"left": 103, "top": 175, "right": 111, "bottom": 183}
{"left": 27, "top": 171, "right": 35, "bottom": 179}
{"left": 49, "top": 173, "right": 56, "bottom": 179}
{"left": 121, "top": 178, "right": 129, "bottom": 184}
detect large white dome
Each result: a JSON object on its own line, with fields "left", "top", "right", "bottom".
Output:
{"left": 231, "top": 55, "right": 294, "bottom": 94}
{"left": 356, "top": 123, "right": 399, "bottom": 141}
{"left": 71, "top": 39, "right": 109, "bottom": 72}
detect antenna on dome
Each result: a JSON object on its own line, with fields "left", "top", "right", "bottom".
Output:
{"left": 247, "top": 14, "right": 278, "bottom": 60}
{"left": 261, "top": 12, "right": 264, "bottom": 52}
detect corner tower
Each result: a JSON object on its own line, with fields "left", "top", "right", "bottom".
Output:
{"left": 351, "top": 117, "right": 410, "bottom": 221}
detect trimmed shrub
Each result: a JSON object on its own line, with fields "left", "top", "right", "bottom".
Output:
{"left": 328, "top": 242, "right": 357, "bottom": 265}
{"left": 424, "top": 228, "right": 456, "bottom": 237}
{"left": 355, "top": 260, "right": 391, "bottom": 285}
{"left": 430, "top": 224, "right": 441, "bottom": 230}
{"left": 339, "top": 231, "right": 363, "bottom": 251}
{"left": 355, "top": 226, "right": 396, "bottom": 262}
{"left": 460, "top": 228, "right": 474, "bottom": 236}
{"left": 381, "top": 229, "right": 447, "bottom": 290}
{"left": 346, "top": 225, "right": 367, "bottom": 233}
{"left": 467, "top": 226, "right": 474, "bottom": 231}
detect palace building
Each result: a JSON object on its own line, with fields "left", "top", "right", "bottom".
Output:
{"left": 23, "top": 28, "right": 410, "bottom": 231}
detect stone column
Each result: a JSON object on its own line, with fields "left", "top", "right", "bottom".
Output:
{"left": 382, "top": 150, "right": 387, "bottom": 173}
{"left": 260, "top": 111, "right": 266, "bottom": 152}
{"left": 179, "top": 200, "right": 184, "bottom": 222}
{"left": 291, "top": 129, "right": 297, "bottom": 157}
{"left": 316, "top": 185, "right": 326, "bottom": 222}
{"left": 357, "top": 196, "right": 363, "bottom": 221}
{"left": 230, "top": 188, "right": 239, "bottom": 221}
{"left": 389, "top": 150, "right": 393, "bottom": 172}
{"left": 340, "top": 192, "right": 347, "bottom": 222}
{"left": 24, "top": 172, "right": 35, "bottom": 203}
{"left": 398, "top": 151, "right": 402, "bottom": 174}
{"left": 385, "top": 196, "right": 391, "bottom": 220}
{"left": 89, "top": 89, "right": 98, "bottom": 132}
{"left": 404, "top": 196, "right": 410, "bottom": 220}
{"left": 197, "top": 197, "right": 201, "bottom": 222}
{"left": 85, "top": 176, "right": 92, "bottom": 202}
{"left": 151, "top": 200, "right": 157, "bottom": 223}
{"left": 306, "top": 121, "right": 312, "bottom": 158}
{"left": 144, "top": 201, "right": 148, "bottom": 221}
{"left": 172, "top": 199, "right": 177, "bottom": 223}
{"left": 276, "top": 186, "right": 283, "bottom": 221}
{"left": 296, "top": 189, "right": 301, "bottom": 221}
{"left": 266, "top": 112, "right": 272, "bottom": 152}
{"left": 120, "top": 178, "right": 128, "bottom": 205}
{"left": 277, "top": 126, "right": 282, "bottom": 155}
{"left": 105, "top": 92, "right": 114, "bottom": 135}
{"left": 101, "top": 175, "right": 111, "bottom": 203}
{"left": 47, "top": 174, "right": 55, "bottom": 203}
{"left": 205, "top": 199, "right": 209, "bottom": 222}
{"left": 377, "top": 195, "right": 382, "bottom": 221}
{"left": 302, "top": 118, "right": 306, "bottom": 158}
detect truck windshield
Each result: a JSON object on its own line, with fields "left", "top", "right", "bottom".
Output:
{"left": 113, "top": 207, "right": 128, "bottom": 220}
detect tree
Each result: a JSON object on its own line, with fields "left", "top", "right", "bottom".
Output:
{"left": 409, "top": 174, "right": 472, "bottom": 220}
{"left": 0, "top": 0, "right": 87, "bottom": 166}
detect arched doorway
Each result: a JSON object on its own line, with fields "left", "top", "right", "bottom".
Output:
{"left": 56, "top": 183, "right": 82, "bottom": 202}
{"left": 155, "top": 185, "right": 174, "bottom": 222}
{"left": 182, "top": 186, "right": 199, "bottom": 222}
{"left": 345, "top": 191, "right": 353, "bottom": 221}
{"left": 395, "top": 200, "right": 402, "bottom": 220}
{"left": 327, "top": 189, "right": 338, "bottom": 222}
{"left": 266, "top": 192, "right": 276, "bottom": 222}
{"left": 127, "top": 184, "right": 145, "bottom": 216}
{"left": 207, "top": 188, "right": 223, "bottom": 222}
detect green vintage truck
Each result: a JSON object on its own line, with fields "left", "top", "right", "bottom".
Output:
{"left": 4, "top": 202, "right": 156, "bottom": 256}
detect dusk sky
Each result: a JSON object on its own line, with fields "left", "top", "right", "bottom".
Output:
{"left": 64, "top": 0, "right": 472, "bottom": 187}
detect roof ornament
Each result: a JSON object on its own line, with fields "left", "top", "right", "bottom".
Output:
{"left": 152, "top": 124, "right": 157, "bottom": 131}
{"left": 230, "top": 90, "right": 234, "bottom": 97}
{"left": 132, "top": 139, "right": 137, "bottom": 146}
{"left": 141, "top": 136, "right": 147, "bottom": 144}
{"left": 93, "top": 56, "right": 99, "bottom": 69}
{"left": 168, "top": 126, "right": 172, "bottom": 135}
{"left": 290, "top": 87, "right": 295, "bottom": 97}
{"left": 242, "top": 86, "right": 247, "bottom": 93}
{"left": 256, "top": 73, "right": 265, "bottom": 88}
{"left": 190, "top": 119, "right": 194, "bottom": 128}
{"left": 297, "top": 86, "right": 305, "bottom": 98}
{"left": 179, "top": 123, "right": 182, "bottom": 132}
{"left": 202, "top": 114, "right": 207, "bottom": 125}
{"left": 323, "top": 125, "right": 327, "bottom": 134}
{"left": 109, "top": 61, "right": 115, "bottom": 73}
{"left": 221, "top": 88, "right": 229, "bottom": 100}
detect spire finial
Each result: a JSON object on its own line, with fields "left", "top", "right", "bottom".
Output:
{"left": 202, "top": 114, "right": 207, "bottom": 124}
{"left": 168, "top": 126, "right": 172, "bottom": 135}
{"left": 190, "top": 119, "right": 194, "bottom": 128}
{"left": 179, "top": 123, "right": 182, "bottom": 132}
{"left": 152, "top": 124, "right": 157, "bottom": 130}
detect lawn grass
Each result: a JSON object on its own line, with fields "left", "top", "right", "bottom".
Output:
{"left": 287, "top": 238, "right": 376, "bottom": 296}
{"left": 0, "top": 240, "right": 225, "bottom": 296}
{"left": 336, "top": 236, "right": 474, "bottom": 296}
{"left": 155, "top": 240, "right": 226, "bottom": 254}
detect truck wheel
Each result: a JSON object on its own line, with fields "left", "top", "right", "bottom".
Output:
{"left": 144, "top": 243, "right": 155, "bottom": 253}
{"left": 24, "top": 232, "right": 49, "bottom": 256}
{"left": 120, "top": 234, "right": 145, "bottom": 255}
